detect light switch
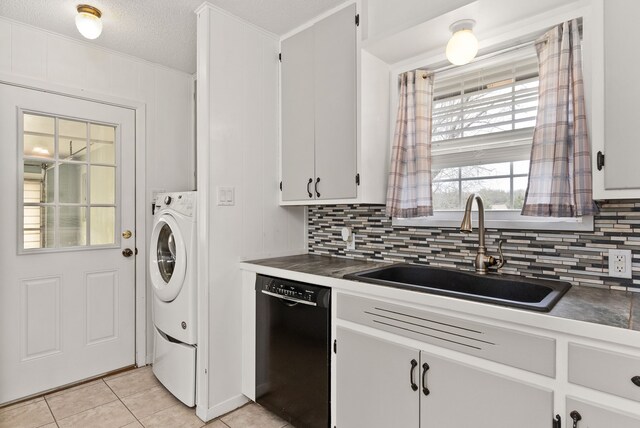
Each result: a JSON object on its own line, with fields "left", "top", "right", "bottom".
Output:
{"left": 217, "top": 186, "right": 235, "bottom": 206}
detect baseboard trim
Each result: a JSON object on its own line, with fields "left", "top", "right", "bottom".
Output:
{"left": 197, "top": 394, "right": 250, "bottom": 422}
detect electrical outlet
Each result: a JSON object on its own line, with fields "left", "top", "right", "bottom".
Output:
{"left": 347, "top": 233, "right": 356, "bottom": 251}
{"left": 608, "top": 249, "right": 632, "bottom": 279}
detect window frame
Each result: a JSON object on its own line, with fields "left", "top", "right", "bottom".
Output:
{"left": 388, "top": 14, "right": 594, "bottom": 232}
{"left": 17, "top": 108, "right": 122, "bottom": 254}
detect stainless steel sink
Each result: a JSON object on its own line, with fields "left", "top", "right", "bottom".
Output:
{"left": 343, "top": 264, "right": 571, "bottom": 312}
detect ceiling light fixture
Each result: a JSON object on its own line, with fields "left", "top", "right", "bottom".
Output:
{"left": 446, "top": 19, "right": 478, "bottom": 66}
{"left": 75, "top": 4, "right": 103, "bottom": 40}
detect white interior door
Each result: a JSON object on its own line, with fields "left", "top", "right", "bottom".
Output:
{"left": 0, "top": 83, "right": 136, "bottom": 404}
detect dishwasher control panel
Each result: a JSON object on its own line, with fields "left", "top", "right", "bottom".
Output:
{"left": 257, "top": 275, "right": 331, "bottom": 308}
{"left": 264, "top": 279, "right": 315, "bottom": 302}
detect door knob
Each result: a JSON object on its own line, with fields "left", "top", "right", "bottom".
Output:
{"left": 122, "top": 230, "right": 132, "bottom": 239}
{"left": 122, "top": 248, "right": 134, "bottom": 257}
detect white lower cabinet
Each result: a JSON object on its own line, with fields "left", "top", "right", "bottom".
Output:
{"left": 566, "top": 398, "right": 640, "bottom": 428}
{"left": 420, "top": 351, "right": 553, "bottom": 428}
{"left": 336, "top": 327, "right": 553, "bottom": 428}
{"left": 336, "top": 327, "right": 419, "bottom": 428}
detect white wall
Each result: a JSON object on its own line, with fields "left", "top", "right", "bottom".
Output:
{"left": 0, "top": 17, "right": 195, "bottom": 361}
{"left": 196, "top": 4, "right": 306, "bottom": 419}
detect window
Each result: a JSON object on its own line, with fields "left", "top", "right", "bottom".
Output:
{"left": 430, "top": 50, "right": 539, "bottom": 210}
{"left": 394, "top": 47, "right": 593, "bottom": 231}
{"left": 20, "top": 112, "right": 118, "bottom": 251}
{"left": 433, "top": 160, "right": 529, "bottom": 211}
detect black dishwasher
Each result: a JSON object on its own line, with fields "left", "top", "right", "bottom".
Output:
{"left": 255, "top": 275, "right": 331, "bottom": 428}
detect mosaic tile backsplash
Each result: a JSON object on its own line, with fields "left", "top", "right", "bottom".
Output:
{"left": 308, "top": 201, "right": 640, "bottom": 290}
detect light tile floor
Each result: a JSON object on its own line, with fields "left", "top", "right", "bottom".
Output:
{"left": 0, "top": 366, "right": 291, "bottom": 428}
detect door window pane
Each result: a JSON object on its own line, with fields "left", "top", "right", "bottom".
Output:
{"left": 90, "top": 207, "right": 115, "bottom": 245}
{"left": 60, "top": 206, "right": 87, "bottom": 247}
{"left": 59, "top": 119, "right": 87, "bottom": 161}
{"left": 23, "top": 160, "right": 55, "bottom": 204}
{"left": 24, "top": 113, "right": 54, "bottom": 134}
{"left": 90, "top": 166, "right": 115, "bottom": 204}
{"left": 59, "top": 163, "right": 87, "bottom": 204}
{"left": 23, "top": 206, "right": 55, "bottom": 249}
{"left": 90, "top": 124, "right": 116, "bottom": 164}
{"left": 20, "top": 112, "right": 119, "bottom": 251}
{"left": 24, "top": 134, "right": 54, "bottom": 158}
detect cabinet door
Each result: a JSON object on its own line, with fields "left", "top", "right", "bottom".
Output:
{"left": 336, "top": 328, "right": 419, "bottom": 428}
{"left": 420, "top": 351, "right": 553, "bottom": 428}
{"left": 313, "top": 4, "right": 357, "bottom": 200}
{"left": 281, "top": 26, "right": 315, "bottom": 201}
{"left": 600, "top": 0, "right": 640, "bottom": 193}
{"left": 567, "top": 398, "right": 640, "bottom": 428}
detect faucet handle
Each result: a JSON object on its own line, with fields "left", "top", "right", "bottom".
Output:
{"left": 495, "top": 240, "right": 506, "bottom": 270}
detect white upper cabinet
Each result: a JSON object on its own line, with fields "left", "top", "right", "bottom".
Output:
{"left": 281, "top": 25, "right": 315, "bottom": 201}
{"left": 592, "top": 0, "right": 640, "bottom": 199}
{"left": 281, "top": 4, "right": 357, "bottom": 203}
{"left": 280, "top": 3, "right": 390, "bottom": 205}
{"left": 313, "top": 5, "right": 358, "bottom": 201}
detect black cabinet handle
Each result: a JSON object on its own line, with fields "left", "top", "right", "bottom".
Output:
{"left": 409, "top": 359, "right": 418, "bottom": 391}
{"left": 570, "top": 410, "right": 582, "bottom": 428}
{"left": 421, "top": 362, "right": 430, "bottom": 396}
{"left": 315, "top": 177, "right": 321, "bottom": 198}
{"left": 307, "top": 178, "right": 313, "bottom": 198}
{"left": 597, "top": 151, "right": 605, "bottom": 171}
{"left": 632, "top": 376, "right": 640, "bottom": 387}
{"left": 553, "top": 414, "right": 561, "bottom": 428}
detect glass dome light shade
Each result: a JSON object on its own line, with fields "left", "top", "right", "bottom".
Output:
{"left": 446, "top": 29, "right": 478, "bottom": 65}
{"left": 75, "top": 5, "right": 102, "bottom": 40}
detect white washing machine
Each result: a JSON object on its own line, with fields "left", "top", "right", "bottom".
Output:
{"left": 150, "top": 191, "right": 197, "bottom": 406}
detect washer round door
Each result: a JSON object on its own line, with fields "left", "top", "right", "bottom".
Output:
{"left": 149, "top": 214, "right": 187, "bottom": 302}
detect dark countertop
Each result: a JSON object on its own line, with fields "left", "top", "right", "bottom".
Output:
{"left": 245, "top": 254, "right": 639, "bottom": 331}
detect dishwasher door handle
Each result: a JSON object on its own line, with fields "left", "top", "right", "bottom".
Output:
{"left": 260, "top": 290, "right": 318, "bottom": 307}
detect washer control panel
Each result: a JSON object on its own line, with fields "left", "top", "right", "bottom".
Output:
{"left": 154, "top": 192, "right": 196, "bottom": 217}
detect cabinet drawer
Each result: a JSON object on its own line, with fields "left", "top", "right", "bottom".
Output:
{"left": 566, "top": 397, "right": 640, "bottom": 428}
{"left": 337, "top": 293, "right": 556, "bottom": 377}
{"left": 568, "top": 343, "right": 640, "bottom": 402}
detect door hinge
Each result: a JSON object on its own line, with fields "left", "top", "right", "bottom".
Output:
{"left": 333, "top": 339, "right": 337, "bottom": 354}
{"left": 355, "top": 173, "right": 360, "bottom": 186}
{"left": 355, "top": 14, "right": 360, "bottom": 26}
{"left": 553, "top": 414, "right": 561, "bottom": 428}
{"left": 279, "top": 181, "right": 282, "bottom": 191}
{"left": 597, "top": 151, "right": 605, "bottom": 171}
{"left": 278, "top": 52, "right": 282, "bottom": 62}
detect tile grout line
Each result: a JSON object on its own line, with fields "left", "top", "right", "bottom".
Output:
{"left": 101, "top": 375, "right": 141, "bottom": 427}
{"left": 41, "top": 395, "right": 58, "bottom": 426}
{"left": 48, "top": 380, "right": 121, "bottom": 426}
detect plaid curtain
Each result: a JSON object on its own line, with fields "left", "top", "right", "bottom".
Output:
{"left": 521, "top": 20, "right": 598, "bottom": 217}
{"left": 386, "top": 70, "right": 434, "bottom": 218}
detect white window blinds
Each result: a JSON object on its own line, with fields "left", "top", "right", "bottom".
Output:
{"left": 431, "top": 50, "right": 539, "bottom": 169}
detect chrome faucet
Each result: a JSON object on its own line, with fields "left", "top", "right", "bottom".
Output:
{"left": 460, "top": 194, "right": 505, "bottom": 274}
